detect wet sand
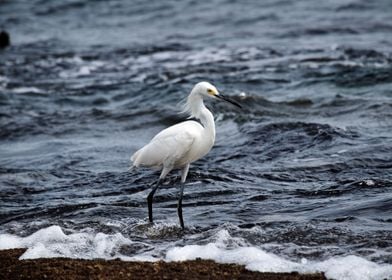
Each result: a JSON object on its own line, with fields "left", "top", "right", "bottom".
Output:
{"left": 0, "top": 249, "right": 326, "bottom": 280}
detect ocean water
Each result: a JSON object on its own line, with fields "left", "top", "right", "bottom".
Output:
{"left": 1, "top": 0, "right": 392, "bottom": 279}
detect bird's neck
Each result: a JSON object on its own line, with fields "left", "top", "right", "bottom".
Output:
{"left": 187, "top": 94, "right": 215, "bottom": 139}
{"left": 199, "top": 104, "right": 215, "bottom": 137}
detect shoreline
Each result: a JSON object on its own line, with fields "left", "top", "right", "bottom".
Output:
{"left": 0, "top": 249, "right": 326, "bottom": 279}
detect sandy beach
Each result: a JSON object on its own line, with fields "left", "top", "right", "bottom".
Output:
{"left": 0, "top": 249, "right": 326, "bottom": 280}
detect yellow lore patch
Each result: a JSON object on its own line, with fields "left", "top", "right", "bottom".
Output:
{"left": 207, "top": 88, "right": 216, "bottom": 96}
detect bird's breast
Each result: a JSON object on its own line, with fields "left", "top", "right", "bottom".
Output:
{"left": 182, "top": 133, "right": 215, "bottom": 165}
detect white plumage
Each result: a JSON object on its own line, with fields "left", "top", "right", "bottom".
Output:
{"left": 131, "top": 120, "right": 212, "bottom": 171}
{"left": 130, "top": 81, "right": 241, "bottom": 229}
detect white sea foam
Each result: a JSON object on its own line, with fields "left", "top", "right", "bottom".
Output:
{"left": 0, "top": 225, "right": 153, "bottom": 261}
{"left": 167, "top": 243, "right": 392, "bottom": 280}
{"left": 58, "top": 59, "right": 105, "bottom": 78}
{"left": 11, "top": 87, "right": 44, "bottom": 94}
{"left": 0, "top": 226, "right": 391, "bottom": 280}
{"left": 0, "top": 75, "right": 9, "bottom": 85}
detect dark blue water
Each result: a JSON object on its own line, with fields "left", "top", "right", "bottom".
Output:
{"left": 1, "top": 1, "right": 392, "bottom": 278}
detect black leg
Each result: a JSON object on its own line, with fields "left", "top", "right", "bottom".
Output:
{"left": 147, "top": 180, "right": 161, "bottom": 223}
{"left": 177, "top": 183, "right": 185, "bottom": 229}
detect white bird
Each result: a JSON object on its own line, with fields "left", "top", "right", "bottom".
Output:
{"left": 130, "top": 81, "right": 241, "bottom": 229}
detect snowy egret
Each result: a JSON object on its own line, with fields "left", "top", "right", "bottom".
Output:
{"left": 131, "top": 81, "right": 241, "bottom": 229}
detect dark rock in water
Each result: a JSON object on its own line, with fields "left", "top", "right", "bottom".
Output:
{"left": 0, "top": 31, "right": 10, "bottom": 48}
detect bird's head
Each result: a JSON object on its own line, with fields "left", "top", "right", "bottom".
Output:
{"left": 193, "top": 81, "right": 219, "bottom": 98}
{"left": 193, "top": 81, "right": 241, "bottom": 108}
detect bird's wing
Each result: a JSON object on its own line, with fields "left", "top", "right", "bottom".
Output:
{"left": 131, "top": 121, "right": 200, "bottom": 168}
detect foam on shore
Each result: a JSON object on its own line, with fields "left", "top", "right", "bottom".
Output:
{"left": 1, "top": 225, "right": 391, "bottom": 280}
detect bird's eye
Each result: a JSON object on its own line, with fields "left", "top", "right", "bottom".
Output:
{"left": 207, "top": 88, "right": 214, "bottom": 95}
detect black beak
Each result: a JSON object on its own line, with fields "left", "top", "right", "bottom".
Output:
{"left": 216, "top": 94, "right": 242, "bottom": 108}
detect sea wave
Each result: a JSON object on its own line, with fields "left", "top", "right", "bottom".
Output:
{"left": 0, "top": 225, "right": 391, "bottom": 280}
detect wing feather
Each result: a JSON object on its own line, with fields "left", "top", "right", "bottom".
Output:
{"left": 131, "top": 121, "right": 201, "bottom": 168}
